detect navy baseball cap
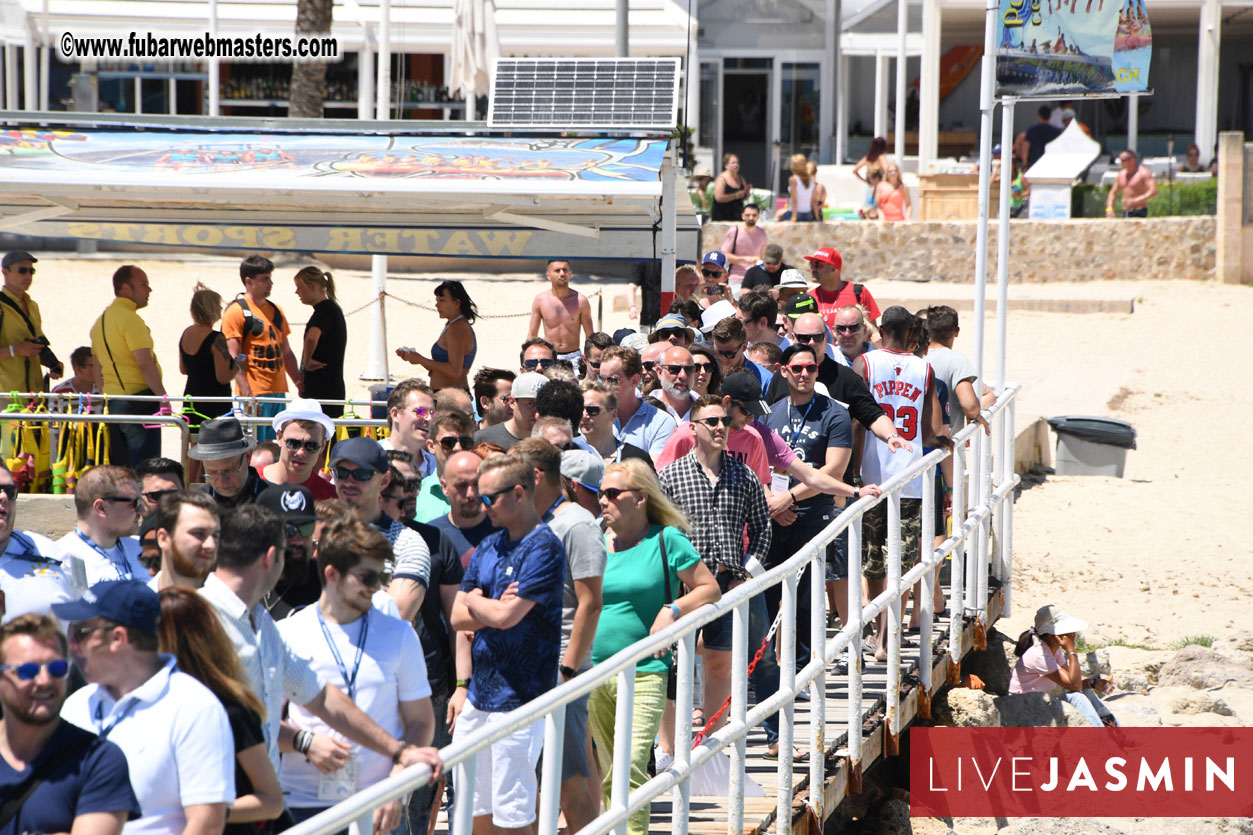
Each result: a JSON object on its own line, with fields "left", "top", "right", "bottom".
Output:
{"left": 701, "top": 251, "right": 728, "bottom": 271}
{"left": 329, "top": 436, "right": 389, "bottom": 473}
{"left": 52, "top": 580, "right": 161, "bottom": 634}
{"left": 2, "top": 251, "right": 37, "bottom": 270}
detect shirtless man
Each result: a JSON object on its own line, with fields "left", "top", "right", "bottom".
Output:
{"left": 1105, "top": 149, "right": 1158, "bottom": 219}
{"left": 528, "top": 259, "right": 595, "bottom": 372}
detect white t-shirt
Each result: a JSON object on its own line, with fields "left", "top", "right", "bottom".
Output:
{"left": 56, "top": 529, "right": 147, "bottom": 587}
{"left": 62, "top": 655, "right": 235, "bottom": 835}
{"left": 0, "top": 530, "right": 76, "bottom": 623}
{"left": 278, "top": 605, "right": 431, "bottom": 807}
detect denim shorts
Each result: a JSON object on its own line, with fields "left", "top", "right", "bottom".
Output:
{"left": 699, "top": 571, "right": 737, "bottom": 652}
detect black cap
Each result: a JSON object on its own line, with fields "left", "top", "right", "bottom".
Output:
{"left": 720, "top": 371, "right": 771, "bottom": 417}
{"left": 612, "top": 328, "right": 637, "bottom": 345}
{"left": 2, "top": 251, "right": 37, "bottom": 270}
{"left": 256, "top": 484, "right": 317, "bottom": 524}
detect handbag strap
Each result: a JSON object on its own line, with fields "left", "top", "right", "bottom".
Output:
{"left": 658, "top": 525, "right": 673, "bottom": 606}
{"left": 0, "top": 732, "right": 94, "bottom": 827}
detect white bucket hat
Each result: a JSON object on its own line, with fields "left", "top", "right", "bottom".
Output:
{"left": 1034, "top": 604, "right": 1088, "bottom": 636}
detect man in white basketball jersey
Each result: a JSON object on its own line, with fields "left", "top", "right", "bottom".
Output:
{"left": 853, "top": 306, "right": 951, "bottom": 662}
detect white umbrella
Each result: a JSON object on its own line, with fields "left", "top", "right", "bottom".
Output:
{"left": 450, "top": 0, "right": 500, "bottom": 106}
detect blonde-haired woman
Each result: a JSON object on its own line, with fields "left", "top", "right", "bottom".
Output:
{"left": 875, "top": 161, "right": 913, "bottom": 222}
{"left": 180, "top": 283, "right": 236, "bottom": 481}
{"left": 293, "top": 267, "right": 347, "bottom": 417}
{"left": 785, "top": 153, "right": 820, "bottom": 222}
{"left": 587, "top": 459, "right": 721, "bottom": 835}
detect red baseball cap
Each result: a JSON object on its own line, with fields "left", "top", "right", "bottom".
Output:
{"left": 804, "top": 246, "right": 842, "bottom": 270}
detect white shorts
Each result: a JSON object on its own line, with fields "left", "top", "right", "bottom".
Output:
{"left": 453, "top": 700, "right": 545, "bottom": 828}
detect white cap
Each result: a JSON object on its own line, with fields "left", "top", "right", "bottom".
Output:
{"left": 511, "top": 372, "right": 549, "bottom": 400}
{"left": 272, "top": 397, "right": 336, "bottom": 439}
{"left": 777, "top": 269, "right": 809, "bottom": 289}
{"left": 701, "top": 299, "right": 739, "bottom": 334}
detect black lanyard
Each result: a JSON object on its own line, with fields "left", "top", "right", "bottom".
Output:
{"left": 317, "top": 608, "right": 370, "bottom": 701}
{"left": 75, "top": 529, "right": 133, "bottom": 581}
{"left": 786, "top": 397, "right": 817, "bottom": 448}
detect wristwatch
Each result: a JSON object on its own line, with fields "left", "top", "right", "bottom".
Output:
{"left": 559, "top": 665, "right": 578, "bottom": 680}
{"left": 852, "top": 487, "right": 861, "bottom": 500}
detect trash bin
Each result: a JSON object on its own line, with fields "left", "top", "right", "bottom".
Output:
{"left": 368, "top": 383, "right": 394, "bottom": 421}
{"left": 1046, "top": 416, "right": 1137, "bottom": 477}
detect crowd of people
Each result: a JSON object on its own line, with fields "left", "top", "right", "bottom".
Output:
{"left": 0, "top": 245, "right": 1015, "bottom": 835}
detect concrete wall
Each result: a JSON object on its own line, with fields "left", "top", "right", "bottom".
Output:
{"left": 703, "top": 216, "right": 1217, "bottom": 282}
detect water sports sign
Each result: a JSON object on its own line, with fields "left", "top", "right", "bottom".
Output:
{"left": 997, "top": 0, "right": 1151, "bottom": 98}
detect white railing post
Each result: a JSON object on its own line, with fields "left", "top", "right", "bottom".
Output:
{"left": 808, "top": 549, "right": 826, "bottom": 819}
{"left": 451, "top": 757, "right": 477, "bottom": 835}
{"left": 958, "top": 440, "right": 977, "bottom": 615}
{"left": 886, "top": 493, "right": 902, "bottom": 741}
{"left": 673, "top": 631, "right": 696, "bottom": 834}
{"left": 728, "top": 599, "right": 749, "bottom": 835}
{"left": 977, "top": 423, "right": 993, "bottom": 616}
{"left": 1003, "top": 397, "right": 1017, "bottom": 617}
{"left": 537, "top": 704, "right": 566, "bottom": 835}
{"left": 609, "top": 669, "right": 636, "bottom": 835}
{"left": 990, "top": 411, "right": 1005, "bottom": 587}
{"left": 847, "top": 513, "right": 864, "bottom": 769}
{"left": 919, "top": 466, "right": 936, "bottom": 706}
{"left": 950, "top": 442, "right": 967, "bottom": 665}
{"left": 777, "top": 573, "right": 798, "bottom": 834}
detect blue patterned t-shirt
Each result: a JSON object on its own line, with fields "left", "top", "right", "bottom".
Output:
{"left": 460, "top": 523, "right": 566, "bottom": 711}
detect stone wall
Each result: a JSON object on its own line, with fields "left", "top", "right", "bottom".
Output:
{"left": 703, "top": 216, "right": 1217, "bottom": 283}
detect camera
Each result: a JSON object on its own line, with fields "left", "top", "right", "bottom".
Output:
{"left": 31, "top": 335, "right": 62, "bottom": 375}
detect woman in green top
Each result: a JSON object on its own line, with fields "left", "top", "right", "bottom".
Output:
{"left": 588, "top": 459, "right": 720, "bottom": 835}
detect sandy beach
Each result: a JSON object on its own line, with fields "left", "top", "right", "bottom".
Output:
{"left": 28, "top": 254, "right": 1252, "bottom": 650}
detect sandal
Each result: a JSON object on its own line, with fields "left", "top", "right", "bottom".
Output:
{"left": 692, "top": 710, "right": 705, "bottom": 727}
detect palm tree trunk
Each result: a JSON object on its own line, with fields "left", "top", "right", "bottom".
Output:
{"left": 288, "top": 0, "right": 332, "bottom": 118}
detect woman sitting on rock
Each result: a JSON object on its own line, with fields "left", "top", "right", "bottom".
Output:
{"left": 1009, "top": 604, "right": 1118, "bottom": 727}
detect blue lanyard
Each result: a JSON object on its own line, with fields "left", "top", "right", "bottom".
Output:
{"left": 541, "top": 496, "right": 564, "bottom": 522}
{"left": 317, "top": 608, "right": 370, "bottom": 701}
{"left": 76, "top": 529, "right": 133, "bottom": 581}
{"left": 786, "top": 397, "right": 817, "bottom": 448}
{"left": 95, "top": 698, "right": 138, "bottom": 739}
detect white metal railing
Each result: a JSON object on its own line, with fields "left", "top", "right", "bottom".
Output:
{"left": 286, "top": 384, "right": 1023, "bottom": 835}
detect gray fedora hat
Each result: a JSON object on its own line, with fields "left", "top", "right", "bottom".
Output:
{"left": 188, "top": 416, "right": 257, "bottom": 460}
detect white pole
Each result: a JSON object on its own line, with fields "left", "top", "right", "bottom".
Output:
{"left": 615, "top": 0, "right": 628, "bottom": 57}
{"left": 208, "top": 0, "right": 219, "bottom": 115}
{"left": 820, "top": 0, "right": 838, "bottom": 163}
{"left": 662, "top": 151, "right": 677, "bottom": 288}
{"left": 918, "top": 0, "right": 941, "bottom": 172}
{"left": 835, "top": 53, "right": 849, "bottom": 164}
{"left": 1127, "top": 93, "right": 1139, "bottom": 154}
{"left": 358, "top": 35, "right": 374, "bottom": 120}
{"left": 1193, "top": 0, "right": 1220, "bottom": 162}
{"left": 376, "top": 0, "right": 391, "bottom": 120}
{"left": 970, "top": 1, "right": 997, "bottom": 401}
{"left": 996, "top": 99, "right": 1014, "bottom": 393}
{"left": 5, "top": 45, "right": 16, "bottom": 109}
{"left": 365, "top": 256, "right": 389, "bottom": 381}
{"left": 38, "top": 0, "right": 48, "bottom": 111}
{"left": 873, "top": 54, "right": 889, "bottom": 139}
{"left": 23, "top": 22, "right": 36, "bottom": 109}
{"left": 134, "top": 77, "right": 142, "bottom": 114}
{"left": 894, "top": 0, "right": 907, "bottom": 161}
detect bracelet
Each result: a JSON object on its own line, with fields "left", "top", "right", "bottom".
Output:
{"left": 455, "top": 678, "right": 471, "bottom": 689}
{"left": 295, "top": 730, "right": 313, "bottom": 755}
{"left": 788, "top": 488, "right": 797, "bottom": 505}
{"left": 669, "top": 602, "right": 681, "bottom": 619}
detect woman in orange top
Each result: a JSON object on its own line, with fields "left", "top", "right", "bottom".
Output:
{"left": 875, "top": 162, "right": 912, "bottom": 222}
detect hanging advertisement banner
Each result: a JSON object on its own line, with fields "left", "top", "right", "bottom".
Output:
{"left": 996, "top": 0, "right": 1152, "bottom": 98}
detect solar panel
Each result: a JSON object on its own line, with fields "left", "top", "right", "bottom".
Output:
{"left": 488, "top": 58, "right": 681, "bottom": 131}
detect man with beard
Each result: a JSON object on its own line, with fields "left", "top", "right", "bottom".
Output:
{"left": 655, "top": 344, "right": 697, "bottom": 423}
{"left": 56, "top": 465, "right": 147, "bottom": 586}
{"left": 527, "top": 259, "right": 595, "bottom": 370}
{"left": 638, "top": 341, "right": 667, "bottom": 395}
{"left": 56, "top": 581, "right": 234, "bottom": 835}
{"left": 255, "top": 484, "right": 319, "bottom": 619}
{"left": 473, "top": 368, "right": 515, "bottom": 430}
{"left": 260, "top": 399, "right": 337, "bottom": 501}
{"left": 191, "top": 417, "right": 267, "bottom": 510}
{"left": 0, "top": 613, "right": 140, "bottom": 835}
{"left": 0, "top": 462, "right": 76, "bottom": 621}
{"left": 429, "top": 451, "right": 498, "bottom": 568}
{"left": 133, "top": 458, "right": 183, "bottom": 517}
{"left": 147, "top": 491, "right": 220, "bottom": 591}
{"left": 277, "top": 518, "right": 435, "bottom": 829}
{"left": 721, "top": 203, "right": 769, "bottom": 286}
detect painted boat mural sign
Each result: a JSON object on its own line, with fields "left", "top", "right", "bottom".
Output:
{"left": 996, "top": 0, "right": 1151, "bottom": 98}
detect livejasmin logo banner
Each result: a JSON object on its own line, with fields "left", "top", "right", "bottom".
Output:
{"left": 911, "top": 728, "right": 1253, "bottom": 817}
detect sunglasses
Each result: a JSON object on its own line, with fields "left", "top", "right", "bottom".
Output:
{"left": 715, "top": 344, "right": 744, "bottom": 359}
{"left": 694, "top": 415, "right": 733, "bottom": 428}
{"left": 10, "top": 267, "right": 35, "bottom": 276}
{"left": 793, "top": 332, "right": 825, "bottom": 344}
{"left": 787, "top": 363, "right": 819, "bottom": 374}
{"left": 692, "top": 361, "right": 715, "bottom": 373}
{"left": 0, "top": 484, "right": 18, "bottom": 501}
{"left": 386, "top": 449, "right": 415, "bottom": 463}
{"left": 285, "top": 521, "right": 316, "bottom": 539}
{"left": 69, "top": 623, "right": 110, "bottom": 643}
{"left": 775, "top": 322, "right": 789, "bottom": 333}
{"left": 333, "top": 466, "right": 378, "bottom": 482}
{"left": 641, "top": 361, "right": 657, "bottom": 372}
{"left": 583, "top": 405, "right": 603, "bottom": 417}
{"left": 480, "top": 485, "right": 517, "bottom": 507}
{"left": 284, "top": 438, "right": 323, "bottom": 453}
{"left": 663, "top": 364, "right": 694, "bottom": 376}
{"left": 834, "top": 324, "right": 863, "bottom": 334}
{"left": 102, "top": 495, "right": 143, "bottom": 510}
{"left": 522, "top": 358, "right": 556, "bottom": 370}
{"left": 436, "top": 435, "right": 475, "bottom": 452}
{"left": 597, "top": 487, "right": 635, "bottom": 502}
{"left": 587, "top": 361, "right": 602, "bottom": 370}
{"left": 701, "top": 269, "right": 723, "bottom": 278}
{"left": 348, "top": 569, "right": 383, "bottom": 588}
{"left": 142, "top": 489, "right": 178, "bottom": 504}
{"left": 1, "top": 660, "right": 69, "bottom": 680}
{"left": 602, "top": 375, "right": 623, "bottom": 386}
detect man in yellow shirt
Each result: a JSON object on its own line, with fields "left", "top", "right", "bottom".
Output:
{"left": 89, "top": 265, "right": 168, "bottom": 467}
{"left": 0, "top": 251, "right": 62, "bottom": 394}
{"left": 222, "top": 255, "right": 301, "bottom": 442}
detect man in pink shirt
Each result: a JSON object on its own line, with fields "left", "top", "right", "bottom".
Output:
{"left": 721, "top": 204, "right": 769, "bottom": 285}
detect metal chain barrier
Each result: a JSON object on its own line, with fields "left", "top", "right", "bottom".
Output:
{"left": 341, "top": 288, "right": 602, "bottom": 321}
